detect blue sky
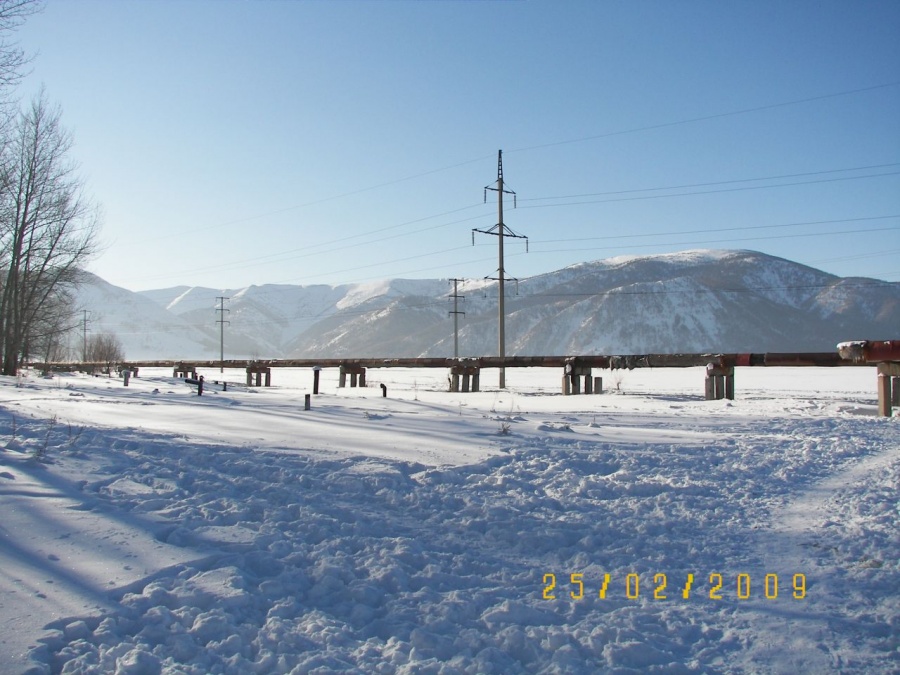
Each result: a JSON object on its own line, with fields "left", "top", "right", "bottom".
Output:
{"left": 15, "top": 0, "right": 900, "bottom": 291}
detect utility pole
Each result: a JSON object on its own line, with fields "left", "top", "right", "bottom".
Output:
{"left": 81, "top": 310, "right": 91, "bottom": 361}
{"left": 216, "top": 297, "right": 230, "bottom": 373}
{"left": 449, "top": 279, "right": 465, "bottom": 358}
{"left": 473, "top": 150, "right": 528, "bottom": 388}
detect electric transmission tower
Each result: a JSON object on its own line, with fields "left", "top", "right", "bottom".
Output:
{"left": 472, "top": 150, "right": 528, "bottom": 388}
{"left": 81, "top": 310, "right": 91, "bottom": 361}
{"left": 449, "top": 279, "right": 465, "bottom": 358}
{"left": 216, "top": 296, "right": 230, "bottom": 373}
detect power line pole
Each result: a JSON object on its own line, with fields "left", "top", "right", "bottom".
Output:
{"left": 473, "top": 150, "right": 528, "bottom": 388}
{"left": 449, "top": 279, "right": 465, "bottom": 358}
{"left": 216, "top": 297, "right": 230, "bottom": 373}
{"left": 81, "top": 310, "right": 91, "bottom": 361}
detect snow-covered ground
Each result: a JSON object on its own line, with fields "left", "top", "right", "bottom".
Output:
{"left": 0, "top": 365, "right": 897, "bottom": 674}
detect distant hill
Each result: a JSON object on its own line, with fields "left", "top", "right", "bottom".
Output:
{"left": 73, "top": 250, "right": 898, "bottom": 360}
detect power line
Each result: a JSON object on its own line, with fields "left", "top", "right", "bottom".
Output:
{"left": 120, "top": 80, "right": 899, "bottom": 274}
{"left": 121, "top": 165, "right": 896, "bottom": 289}
{"left": 124, "top": 206, "right": 493, "bottom": 285}
{"left": 524, "top": 225, "right": 899, "bottom": 256}
{"left": 530, "top": 215, "right": 900, "bottom": 246}
{"left": 517, "top": 171, "right": 900, "bottom": 211}
{"left": 518, "top": 163, "right": 900, "bottom": 203}
{"left": 506, "top": 81, "right": 900, "bottom": 155}
{"left": 132, "top": 159, "right": 494, "bottom": 246}
{"left": 811, "top": 248, "right": 900, "bottom": 265}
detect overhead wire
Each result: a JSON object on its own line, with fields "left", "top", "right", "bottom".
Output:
{"left": 505, "top": 81, "right": 900, "bottom": 155}
{"left": 523, "top": 225, "right": 900, "bottom": 257}
{"left": 101, "top": 80, "right": 900, "bottom": 292}
{"left": 122, "top": 166, "right": 899, "bottom": 290}
{"left": 518, "top": 163, "right": 900, "bottom": 203}
{"left": 517, "top": 171, "right": 900, "bottom": 210}
{"left": 125, "top": 213, "right": 896, "bottom": 307}
{"left": 529, "top": 215, "right": 900, "bottom": 246}
{"left": 132, "top": 156, "right": 495, "bottom": 245}
{"left": 121, "top": 81, "right": 900, "bottom": 274}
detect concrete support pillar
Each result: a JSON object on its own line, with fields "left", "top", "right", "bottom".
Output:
{"left": 339, "top": 365, "right": 365, "bottom": 389}
{"left": 175, "top": 365, "right": 197, "bottom": 379}
{"left": 562, "top": 362, "right": 592, "bottom": 395}
{"left": 245, "top": 366, "right": 271, "bottom": 387}
{"left": 450, "top": 365, "right": 479, "bottom": 393}
{"left": 705, "top": 373, "right": 716, "bottom": 400}
{"left": 877, "top": 371, "right": 892, "bottom": 417}
{"left": 594, "top": 376, "right": 603, "bottom": 394}
{"left": 313, "top": 368, "right": 321, "bottom": 395}
{"left": 706, "top": 364, "right": 735, "bottom": 401}
{"left": 876, "top": 363, "right": 900, "bottom": 417}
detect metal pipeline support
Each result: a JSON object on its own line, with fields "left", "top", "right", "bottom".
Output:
{"left": 837, "top": 340, "right": 900, "bottom": 417}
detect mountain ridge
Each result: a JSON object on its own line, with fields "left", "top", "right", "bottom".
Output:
{"left": 72, "top": 249, "right": 898, "bottom": 360}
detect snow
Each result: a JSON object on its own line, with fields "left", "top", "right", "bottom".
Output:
{"left": 599, "top": 249, "right": 740, "bottom": 269}
{"left": 0, "top": 366, "right": 897, "bottom": 673}
{"left": 336, "top": 280, "right": 395, "bottom": 310}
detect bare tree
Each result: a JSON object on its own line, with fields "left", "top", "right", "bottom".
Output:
{"left": 0, "top": 2, "right": 37, "bottom": 78}
{"left": 29, "top": 293, "right": 77, "bottom": 363}
{"left": 0, "top": 90, "right": 100, "bottom": 375}
{"left": 84, "top": 332, "right": 124, "bottom": 374}
{"left": 0, "top": 1, "right": 40, "bottom": 135}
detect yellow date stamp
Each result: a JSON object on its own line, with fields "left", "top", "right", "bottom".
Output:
{"left": 542, "top": 572, "right": 807, "bottom": 601}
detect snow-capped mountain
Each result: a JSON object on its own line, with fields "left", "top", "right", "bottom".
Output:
{"left": 73, "top": 273, "right": 216, "bottom": 360}
{"left": 74, "top": 250, "right": 898, "bottom": 360}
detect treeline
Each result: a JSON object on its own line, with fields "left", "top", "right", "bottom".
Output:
{"left": 0, "top": 0, "right": 102, "bottom": 375}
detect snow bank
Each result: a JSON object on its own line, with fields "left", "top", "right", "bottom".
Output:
{"left": 0, "top": 368, "right": 896, "bottom": 673}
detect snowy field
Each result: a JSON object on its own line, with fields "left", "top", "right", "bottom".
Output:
{"left": 0, "top": 365, "right": 897, "bottom": 674}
